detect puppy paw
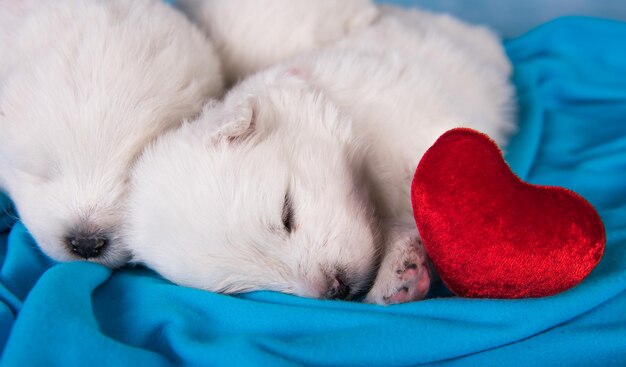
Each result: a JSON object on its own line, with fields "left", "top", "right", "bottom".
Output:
{"left": 365, "top": 226, "right": 432, "bottom": 305}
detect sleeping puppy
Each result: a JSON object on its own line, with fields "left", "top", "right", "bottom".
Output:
{"left": 127, "top": 5, "right": 515, "bottom": 303}
{"left": 0, "top": 0, "right": 223, "bottom": 267}
{"left": 174, "top": 0, "right": 379, "bottom": 85}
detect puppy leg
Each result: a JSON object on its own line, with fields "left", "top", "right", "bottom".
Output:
{"left": 365, "top": 220, "right": 434, "bottom": 305}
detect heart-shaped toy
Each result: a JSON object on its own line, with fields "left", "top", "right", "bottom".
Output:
{"left": 411, "top": 128, "right": 605, "bottom": 298}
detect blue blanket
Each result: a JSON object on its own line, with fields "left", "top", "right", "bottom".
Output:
{"left": 1, "top": 16, "right": 626, "bottom": 367}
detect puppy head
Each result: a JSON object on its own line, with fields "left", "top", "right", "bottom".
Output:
{"left": 0, "top": 75, "right": 132, "bottom": 267}
{"left": 0, "top": 0, "right": 223, "bottom": 267}
{"left": 129, "top": 72, "right": 380, "bottom": 299}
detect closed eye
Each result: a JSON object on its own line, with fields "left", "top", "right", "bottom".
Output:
{"left": 282, "top": 192, "right": 294, "bottom": 234}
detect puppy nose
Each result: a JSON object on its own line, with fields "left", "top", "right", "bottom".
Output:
{"left": 67, "top": 237, "right": 108, "bottom": 259}
{"left": 326, "top": 275, "right": 351, "bottom": 300}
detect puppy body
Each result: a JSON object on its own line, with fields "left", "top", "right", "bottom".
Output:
{"left": 302, "top": 6, "right": 514, "bottom": 218}
{"left": 174, "top": 0, "right": 379, "bottom": 85}
{"left": 0, "top": 0, "right": 223, "bottom": 266}
{"left": 128, "top": 5, "right": 515, "bottom": 303}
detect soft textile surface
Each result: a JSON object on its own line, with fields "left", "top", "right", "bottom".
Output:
{"left": 412, "top": 128, "right": 605, "bottom": 298}
{"left": 1, "top": 17, "right": 626, "bottom": 366}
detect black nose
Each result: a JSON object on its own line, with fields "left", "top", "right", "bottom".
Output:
{"left": 327, "top": 275, "right": 351, "bottom": 300}
{"left": 67, "top": 237, "right": 108, "bottom": 259}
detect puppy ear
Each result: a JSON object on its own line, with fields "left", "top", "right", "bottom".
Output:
{"left": 209, "top": 97, "right": 258, "bottom": 145}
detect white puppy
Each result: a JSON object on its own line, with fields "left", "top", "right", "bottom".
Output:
{"left": 0, "top": 0, "right": 223, "bottom": 267}
{"left": 174, "top": 0, "right": 379, "bottom": 85}
{"left": 127, "top": 4, "right": 515, "bottom": 303}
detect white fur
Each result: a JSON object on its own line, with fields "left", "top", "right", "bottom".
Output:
{"left": 127, "top": 3, "right": 516, "bottom": 303}
{"left": 174, "top": 0, "right": 379, "bottom": 85}
{"left": 0, "top": 0, "right": 223, "bottom": 267}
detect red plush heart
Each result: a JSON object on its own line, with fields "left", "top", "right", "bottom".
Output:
{"left": 411, "top": 128, "right": 605, "bottom": 298}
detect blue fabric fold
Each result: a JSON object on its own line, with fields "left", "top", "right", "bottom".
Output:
{"left": 1, "top": 16, "right": 626, "bottom": 367}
